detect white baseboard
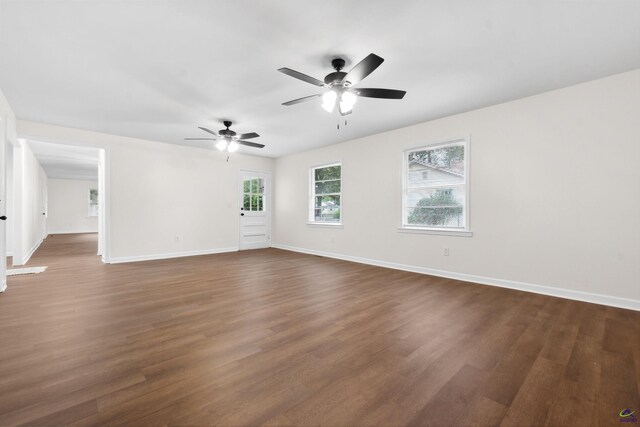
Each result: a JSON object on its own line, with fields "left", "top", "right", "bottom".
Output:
{"left": 271, "top": 243, "right": 640, "bottom": 312}
{"left": 47, "top": 230, "right": 98, "bottom": 235}
{"left": 14, "top": 235, "right": 46, "bottom": 266}
{"left": 108, "top": 246, "right": 239, "bottom": 264}
{"left": 5, "top": 251, "right": 13, "bottom": 257}
{"left": 0, "top": 279, "right": 6, "bottom": 293}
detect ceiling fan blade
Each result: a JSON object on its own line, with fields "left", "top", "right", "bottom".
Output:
{"left": 356, "top": 88, "right": 406, "bottom": 99}
{"left": 282, "top": 94, "right": 322, "bottom": 106}
{"left": 343, "top": 53, "right": 384, "bottom": 86}
{"left": 278, "top": 68, "right": 325, "bottom": 87}
{"left": 237, "top": 140, "right": 265, "bottom": 148}
{"left": 198, "top": 126, "right": 219, "bottom": 136}
{"left": 184, "top": 137, "right": 217, "bottom": 140}
{"left": 237, "top": 132, "right": 259, "bottom": 140}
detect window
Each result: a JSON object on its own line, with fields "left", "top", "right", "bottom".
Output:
{"left": 310, "top": 163, "right": 341, "bottom": 224}
{"left": 88, "top": 188, "right": 99, "bottom": 217}
{"left": 243, "top": 177, "right": 265, "bottom": 211}
{"left": 403, "top": 139, "right": 469, "bottom": 232}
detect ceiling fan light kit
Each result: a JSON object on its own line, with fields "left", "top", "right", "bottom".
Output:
{"left": 212, "top": 139, "right": 239, "bottom": 153}
{"left": 227, "top": 141, "right": 239, "bottom": 152}
{"left": 321, "top": 90, "right": 338, "bottom": 113}
{"left": 321, "top": 88, "right": 358, "bottom": 115}
{"left": 339, "top": 91, "right": 357, "bottom": 115}
{"left": 279, "top": 53, "right": 406, "bottom": 116}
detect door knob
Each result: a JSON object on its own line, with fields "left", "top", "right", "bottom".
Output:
{"left": 240, "top": 213, "right": 245, "bottom": 216}
{"left": 0, "top": 216, "right": 6, "bottom": 221}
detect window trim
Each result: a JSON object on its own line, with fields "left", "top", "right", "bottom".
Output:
{"left": 88, "top": 188, "right": 99, "bottom": 218}
{"left": 308, "top": 162, "right": 343, "bottom": 225}
{"left": 400, "top": 136, "right": 471, "bottom": 236}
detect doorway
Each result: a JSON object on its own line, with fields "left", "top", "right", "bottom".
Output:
{"left": 239, "top": 170, "right": 271, "bottom": 250}
{"left": 8, "top": 139, "right": 107, "bottom": 270}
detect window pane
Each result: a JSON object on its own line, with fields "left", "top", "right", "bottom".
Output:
{"left": 257, "top": 195, "right": 264, "bottom": 211}
{"left": 408, "top": 145, "right": 464, "bottom": 173}
{"left": 315, "top": 195, "right": 338, "bottom": 208}
{"left": 243, "top": 194, "right": 250, "bottom": 210}
{"left": 315, "top": 179, "right": 341, "bottom": 194}
{"left": 315, "top": 165, "right": 341, "bottom": 181}
{"left": 406, "top": 187, "right": 464, "bottom": 208}
{"left": 257, "top": 178, "right": 264, "bottom": 195}
{"left": 243, "top": 180, "right": 250, "bottom": 193}
{"left": 407, "top": 188, "right": 464, "bottom": 228}
{"left": 88, "top": 189, "right": 99, "bottom": 217}
{"left": 251, "top": 194, "right": 259, "bottom": 211}
{"left": 314, "top": 195, "right": 340, "bottom": 222}
{"left": 251, "top": 179, "right": 258, "bottom": 193}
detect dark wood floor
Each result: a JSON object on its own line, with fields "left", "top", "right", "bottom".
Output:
{"left": 0, "top": 234, "right": 638, "bottom": 426}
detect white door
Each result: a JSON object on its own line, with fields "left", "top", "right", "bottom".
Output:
{"left": 239, "top": 171, "right": 270, "bottom": 250}
{"left": 0, "top": 116, "right": 6, "bottom": 292}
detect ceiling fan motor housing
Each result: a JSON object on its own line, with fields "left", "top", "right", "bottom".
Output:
{"left": 325, "top": 58, "right": 348, "bottom": 86}
{"left": 220, "top": 121, "right": 236, "bottom": 137}
{"left": 331, "top": 58, "right": 345, "bottom": 71}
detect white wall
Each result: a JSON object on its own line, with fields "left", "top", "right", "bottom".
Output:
{"left": 12, "top": 140, "right": 48, "bottom": 265}
{"left": 16, "top": 121, "right": 275, "bottom": 262}
{"left": 273, "top": 70, "right": 640, "bottom": 308}
{"left": 47, "top": 179, "right": 98, "bottom": 234}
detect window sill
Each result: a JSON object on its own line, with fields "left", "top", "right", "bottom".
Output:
{"left": 398, "top": 226, "right": 472, "bottom": 237}
{"left": 307, "top": 222, "right": 344, "bottom": 229}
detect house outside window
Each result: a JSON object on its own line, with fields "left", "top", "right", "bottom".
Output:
{"left": 310, "top": 163, "right": 341, "bottom": 224}
{"left": 403, "top": 139, "right": 469, "bottom": 231}
{"left": 88, "top": 188, "right": 99, "bottom": 217}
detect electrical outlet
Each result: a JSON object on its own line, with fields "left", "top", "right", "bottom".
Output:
{"left": 443, "top": 247, "right": 450, "bottom": 256}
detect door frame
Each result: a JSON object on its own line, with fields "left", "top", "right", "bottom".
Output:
{"left": 238, "top": 169, "right": 272, "bottom": 250}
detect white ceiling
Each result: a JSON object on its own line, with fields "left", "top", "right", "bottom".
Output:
{"left": 27, "top": 140, "right": 99, "bottom": 181}
{"left": 0, "top": 1, "right": 638, "bottom": 158}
